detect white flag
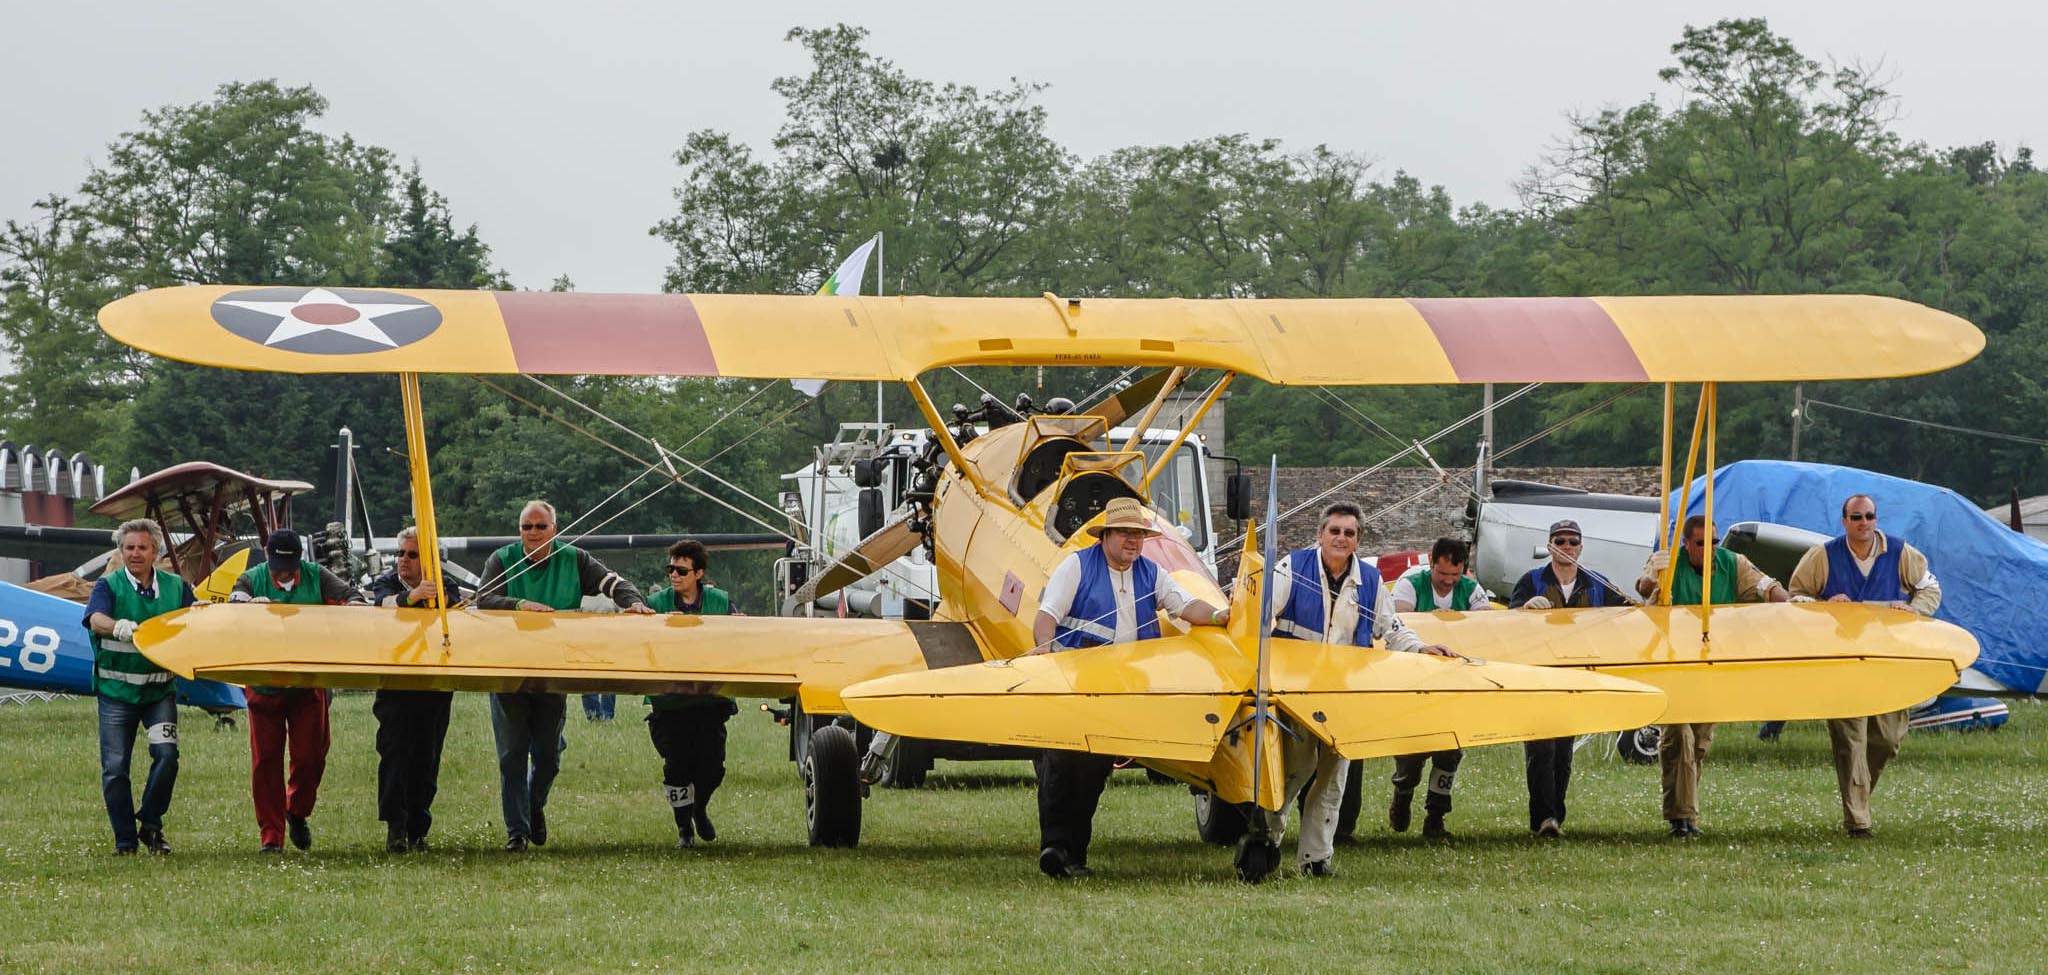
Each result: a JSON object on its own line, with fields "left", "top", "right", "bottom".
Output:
{"left": 795, "top": 234, "right": 881, "bottom": 396}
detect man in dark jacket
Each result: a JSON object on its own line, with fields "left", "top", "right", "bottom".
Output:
{"left": 366, "top": 526, "right": 467, "bottom": 852}
{"left": 642, "top": 539, "right": 739, "bottom": 848}
{"left": 474, "top": 500, "right": 653, "bottom": 851}
{"left": 1508, "top": 519, "right": 1623, "bottom": 838}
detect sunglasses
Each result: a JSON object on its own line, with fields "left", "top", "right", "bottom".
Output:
{"left": 1324, "top": 527, "right": 1358, "bottom": 537}
{"left": 666, "top": 564, "right": 699, "bottom": 576}
{"left": 520, "top": 523, "right": 553, "bottom": 531}
{"left": 398, "top": 551, "right": 420, "bottom": 560}
{"left": 1847, "top": 512, "right": 1878, "bottom": 522}
{"left": 1551, "top": 536, "right": 1582, "bottom": 546}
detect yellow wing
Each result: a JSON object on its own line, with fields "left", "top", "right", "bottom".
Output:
{"left": 100, "top": 287, "right": 1981, "bottom": 384}
{"left": 133, "top": 604, "right": 986, "bottom": 713}
{"left": 1402, "top": 603, "right": 1979, "bottom": 723}
{"left": 839, "top": 630, "right": 1666, "bottom": 763}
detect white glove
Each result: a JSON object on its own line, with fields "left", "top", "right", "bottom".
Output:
{"left": 1645, "top": 551, "right": 1670, "bottom": 573}
{"left": 1520, "top": 596, "right": 1552, "bottom": 610}
{"left": 249, "top": 596, "right": 270, "bottom": 604}
{"left": 1789, "top": 594, "right": 1816, "bottom": 603}
{"left": 111, "top": 619, "right": 139, "bottom": 642}
{"left": 229, "top": 591, "right": 251, "bottom": 603}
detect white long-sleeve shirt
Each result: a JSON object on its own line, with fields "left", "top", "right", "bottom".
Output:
{"left": 1265, "top": 548, "right": 1425, "bottom": 652}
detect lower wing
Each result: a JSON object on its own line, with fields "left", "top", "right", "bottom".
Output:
{"left": 133, "top": 604, "right": 983, "bottom": 713}
{"left": 1401, "top": 603, "right": 1979, "bottom": 722}
{"left": 840, "top": 631, "right": 1665, "bottom": 762}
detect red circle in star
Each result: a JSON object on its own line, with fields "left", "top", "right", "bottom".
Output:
{"left": 295, "top": 303, "right": 362, "bottom": 325}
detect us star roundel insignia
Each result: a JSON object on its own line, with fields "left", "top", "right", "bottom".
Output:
{"left": 210, "top": 287, "right": 443, "bottom": 354}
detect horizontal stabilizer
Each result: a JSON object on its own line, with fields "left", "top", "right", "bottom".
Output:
{"left": 1402, "top": 603, "right": 1979, "bottom": 723}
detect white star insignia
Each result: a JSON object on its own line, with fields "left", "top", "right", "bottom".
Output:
{"left": 215, "top": 288, "right": 423, "bottom": 349}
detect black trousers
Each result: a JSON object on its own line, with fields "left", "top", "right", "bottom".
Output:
{"left": 373, "top": 690, "right": 454, "bottom": 840}
{"left": 1524, "top": 737, "right": 1575, "bottom": 831}
{"left": 647, "top": 707, "right": 732, "bottom": 827}
{"left": 1035, "top": 750, "right": 1116, "bottom": 864}
{"left": 1390, "top": 748, "right": 1465, "bottom": 815}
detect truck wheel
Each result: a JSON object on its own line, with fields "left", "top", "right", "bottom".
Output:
{"left": 1194, "top": 790, "right": 1248, "bottom": 846}
{"left": 805, "top": 724, "right": 863, "bottom": 847}
{"left": 1616, "top": 726, "right": 1660, "bottom": 764}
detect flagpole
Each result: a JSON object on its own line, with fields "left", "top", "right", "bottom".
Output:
{"left": 875, "top": 232, "right": 885, "bottom": 428}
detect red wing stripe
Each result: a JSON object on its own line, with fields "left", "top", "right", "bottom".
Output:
{"left": 496, "top": 293, "right": 719, "bottom": 376}
{"left": 1407, "top": 297, "right": 1648, "bottom": 383}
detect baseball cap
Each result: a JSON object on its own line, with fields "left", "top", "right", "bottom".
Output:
{"left": 265, "top": 530, "right": 304, "bottom": 571}
{"left": 1547, "top": 519, "right": 1583, "bottom": 538}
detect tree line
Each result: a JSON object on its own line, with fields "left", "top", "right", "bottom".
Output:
{"left": 3, "top": 18, "right": 2043, "bottom": 578}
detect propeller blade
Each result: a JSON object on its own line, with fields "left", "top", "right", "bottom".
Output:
{"left": 794, "top": 515, "right": 924, "bottom": 608}
{"left": 1079, "top": 368, "right": 1176, "bottom": 428}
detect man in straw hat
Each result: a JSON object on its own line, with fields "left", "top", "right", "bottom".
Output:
{"left": 1028, "top": 496, "right": 1228, "bottom": 879}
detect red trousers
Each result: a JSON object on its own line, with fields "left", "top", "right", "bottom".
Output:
{"left": 248, "top": 688, "right": 331, "bottom": 846}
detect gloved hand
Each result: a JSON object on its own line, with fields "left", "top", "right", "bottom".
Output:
{"left": 111, "top": 619, "right": 139, "bottom": 642}
{"left": 1520, "top": 596, "right": 1552, "bottom": 610}
{"left": 1789, "top": 594, "right": 1816, "bottom": 603}
{"left": 229, "top": 591, "right": 251, "bottom": 603}
{"left": 1645, "top": 551, "right": 1670, "bottom": 573}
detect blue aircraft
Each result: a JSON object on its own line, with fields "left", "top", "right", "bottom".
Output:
{"left": 0, "top": 578, "right": 245, "bottom": 710}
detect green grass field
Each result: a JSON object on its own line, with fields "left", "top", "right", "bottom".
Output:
{"left": 3, "top": 693, "right": 2043, "bottom": 974}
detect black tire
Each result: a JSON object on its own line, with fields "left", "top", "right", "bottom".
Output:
{"left": 1616, "top": 726, "right": 1661, "bottom": 764}
{"left": 805, "top": 724, "right": 863, "bottom": 847}
{"left": 1194, "top": 790, "right": 1249, "bottom": 846}
{"left": 1143, "top": 767, "right": 1174, "bottom": 786}
{"left": 878, "top": 736, "right": 930, "bottom": 789}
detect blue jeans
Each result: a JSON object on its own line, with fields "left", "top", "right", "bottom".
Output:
{"left": 489, "top": 692, "right": 566, "bottom": 840}
{"left": 98, "top": 694, "right": 179, "bottom": 849}
{"left": 581, "top": 693, "right": 615, "bottom": 721}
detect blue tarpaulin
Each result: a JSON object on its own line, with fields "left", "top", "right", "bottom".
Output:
{"left": 1672, "top": 460, "right": 2048, "bottom": 694}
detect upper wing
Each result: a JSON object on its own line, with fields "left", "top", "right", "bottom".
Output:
{"left": 1401, "top": 603, "right": 1979, "bottom": 723}
{"left": 133, "top": 604, "right": 986, "bottom": 713}
{"left": 100, "top": 288, "right": 1981, "bottom": 385}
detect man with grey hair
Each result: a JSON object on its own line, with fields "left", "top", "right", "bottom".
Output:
{"left": 366, "top": 526, "right": 467, "bottom": 852}
{"left": 475, "top": 500, "right": 654, "bottom": 851}
{"left": 81, "top": 519, "right": 197, "bottom": 855}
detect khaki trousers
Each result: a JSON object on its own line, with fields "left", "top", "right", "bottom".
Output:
{"left": 1658, "top": 723, "right": 1715, "bottom": 821}
{"left": 1259, "top": 735, "right": 1350, "bottom": 867}
{"left": 1828, "top": 710, "right": 1909, "bottom": 831}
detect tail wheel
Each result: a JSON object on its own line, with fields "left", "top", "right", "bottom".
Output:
{"left": 1616, "top": 726, "right": 1661, "bottom": 764}
{"left": 1193, "top": 790, "right": 1249, "bottom": 846}
{"left": 804, "top": 724, "right": 863, "bottom": 847}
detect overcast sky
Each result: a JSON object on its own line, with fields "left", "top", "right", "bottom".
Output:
{"left": 3, "top": 0, "right": 2044, "bottom": 311}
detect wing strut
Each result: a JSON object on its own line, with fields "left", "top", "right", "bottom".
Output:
{"left": 399, "top": 373, "right": 452, "bottom": 650}
{"left": 1140, "top": 372, "right": 1235, "bottom": 493}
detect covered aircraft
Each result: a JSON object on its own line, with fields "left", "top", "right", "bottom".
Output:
{"left": 98, "top": 286, "right": 1981, "bottom": 877}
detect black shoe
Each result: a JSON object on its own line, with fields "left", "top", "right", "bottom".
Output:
{"left": 1333, "top": 832, "right": 1358, "bottom": 846}
{"left": 1847, "top": 826, "right": 1874, "bottom": 839}
{"left": 288, "top": 814, "right": 312, "bottom": 851}
{"left": 1066, "top": 863, "right": 1095, "bottom": 879}
{"left": 529, "top": 807, "right": 548, "bottom": 847}
{"left": 260, "top": 843, "right": 284, "bottom": 854}
{"left": 1039, "top": 846, "right": 1076, "bottom": 880}
{"left": 675, "top": 828, "right": 696, "bottom": 849}
{"left": 1389, "top": 790, "right": 1413, "bottom": 833}
{"left": 113, "top": 846, "right": 138, "bottom": 857}
{"left": 386, "top": 827, "right": 410, "bottom": 854}
{"left": 693, "top": 809, "right": 716, "bottom": 843}
{"left": 504, "top": 836, "right": 529, "bottom": 853}
{"left": 1302, "top": 858, "right": 1337, "bottom": 878}
{"left": 1422, "top": 814, "right": 1452, "bottom": 840}
{"left": 408, "top": 837, "right": 430, "bottom": 853}
{"left": 139, "top": 826, "right": 170, "bottom": 855}
{"left": 1669, "top": 819, "right": 1702, "bottom": 838}
{"left": 1536, "top": 818, "right": 1563, "bottom": 838}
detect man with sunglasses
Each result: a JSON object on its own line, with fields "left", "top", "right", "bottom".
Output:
{"left": 1786, "top": 494, "right": 1941, "bottom": 838}
{"left": 1386, "top": 537, "right": 1489, "bottom": 841}
{"left": 1509, "top": 520, "right": 1621, "bottom": 838}
{"left": 1636, "top": 514, "right": 1790, "bottom": 838}
{"left": 475, "top": 500, "right": 655, "bottom": 852}
{"left": 1273, "top": 505, "right": 1455, "bottom": 873}
{"left": 367, "top": 526, "right": 467, "bottom": 853}
{"left": 641, "top": 539, "right": 740, "bottom": 849}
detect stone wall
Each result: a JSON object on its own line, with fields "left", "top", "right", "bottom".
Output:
{"left": 1212, "top": 466, "right": 1660, "bottom": 571}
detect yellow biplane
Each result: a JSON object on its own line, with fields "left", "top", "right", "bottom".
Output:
{"left": 101, "top": 286, "right": 1980, "bottom": 874}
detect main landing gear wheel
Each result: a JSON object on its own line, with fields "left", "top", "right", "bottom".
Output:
{"left": 1194, "top": 790, "right": 1249, "bottom": 846}
{"left": 805, "top": 724, "right": 863, "bottom": 847}
{"left": 1616, "top": 726, "right": 1661, "bottom": 764}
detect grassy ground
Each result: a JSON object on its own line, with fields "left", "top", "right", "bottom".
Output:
{"left": 2, "top": 693, "right": 2043, "bottom": 974}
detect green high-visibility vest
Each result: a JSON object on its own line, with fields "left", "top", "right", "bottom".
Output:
{"left": 1669, "top": 547, "right": 1740, "bottom": 606}
{"left": 646, "top": 584, "right": 737, "bottom": 713}
{"left": 243, "top": 561, "right": 327, "bottom": 605}
{"left": 1403, "top": 568, "right": 1477, "bottom": 611}
{"left": 493, "top": 540, "right": 583, "bottom": 610}
{"left": 93, "top": 569, "right": 184, "bottom": 704}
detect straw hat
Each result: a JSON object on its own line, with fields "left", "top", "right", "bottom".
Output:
{"left": 1085, "top": 497, "right": 1162, "bottom": 538}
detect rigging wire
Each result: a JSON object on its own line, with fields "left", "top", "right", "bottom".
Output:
{"left": 1804, "top": 399, "right": 2048, "bottom": 448}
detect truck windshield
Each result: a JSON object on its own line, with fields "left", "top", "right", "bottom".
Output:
{"left": 1135, "top": 441, "right": 1206, "bottom": 552}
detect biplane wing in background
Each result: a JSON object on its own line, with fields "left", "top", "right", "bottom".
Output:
{"left": 105, "top": 285, "right": 1983, "bottom": 863}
